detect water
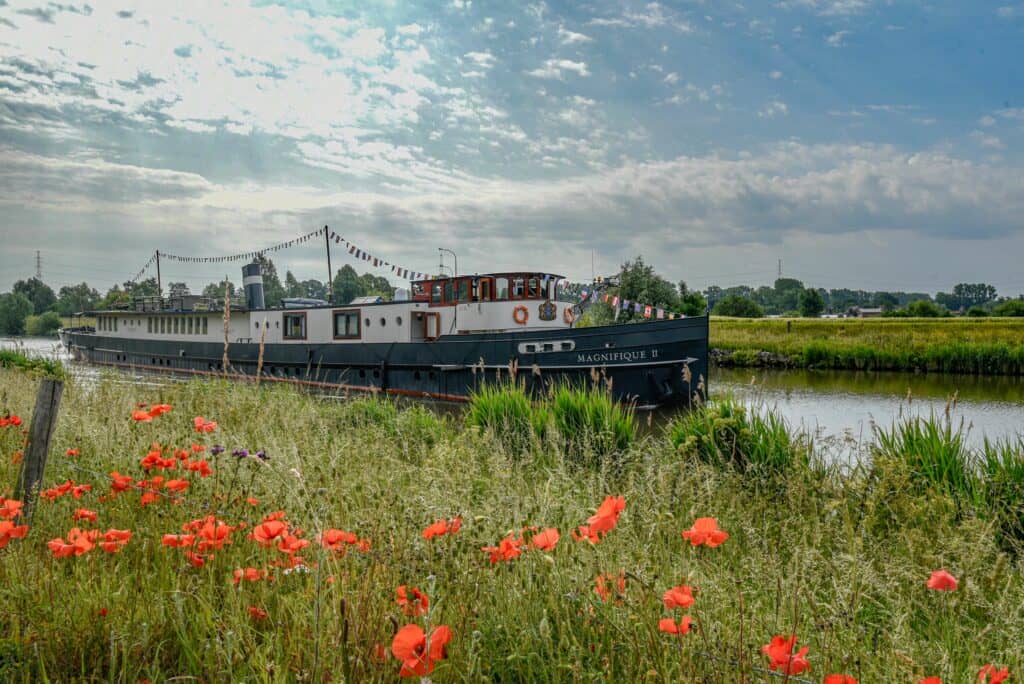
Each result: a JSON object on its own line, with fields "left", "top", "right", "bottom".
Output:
{"left": 6, "top": 336, "right": 1024, "bottom": 460}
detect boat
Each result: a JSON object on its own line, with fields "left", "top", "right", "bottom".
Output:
{"left": 59, "top": 264, "right": 708, "bottom": 408}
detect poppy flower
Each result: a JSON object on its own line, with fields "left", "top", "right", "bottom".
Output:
{"left": 65, "top": 448, "right": 80, "bottom": 457}
{"left": 481, "top": 535, "right": 523, "bottom": 564}
{"left": 165, "top": 479, "right": 189, "bottom": 493}
{"left": 372, "top": 643, "right": 388, "bottom": 663}
{"left": 681, "top": 517, "right": 729, "bottom": 548}
{"left": 824, "top": 676, "right": 858, "bottom": 684}
{"left": 104, "top": 529, "right": 132, "bottom": 543}
{"left": 586, "top": 495, "right": 626, "bottom": 537}
{"left": 263, "top": 511, "right": 288, "bottom": 522}
{"left": 162, "top": 534, "right": 196, "bottom": 548}
{"left": 71, "top": 483, "right": 92, "bottom": 499}
{"left": 73, "top": 508, "right": 97, "bottom": 522}
{"left": 422, "top": 516, "right": 462, "bottom": 539}
{"left": 978, "top": 665, "right": 1011, "bottom": 684}
{"left": 927, "top": 570, "right": 958, "bottom": 592}
{"left": 0, "top": 520, "right": 29, "bottom": 549}
{"left": 0, "top": 498, "right": 23, "bottom": 519}
{"left": 395, "top": 585, "right": 429, "bottom": 616}
{"left": 762, "top": 635, "right": 810, "bottom": 676}
{"left": 47, "top": 527, "right": 100, "bottom": 558}
{"left": 109, "top": 472, "right": 134, "bottom": 493}
{"left": 196, "top": 518, "right": 233, "bottom": 551}
{"left": 186, "top": 460, "right": 213, "bottom": 477}
{"left": 248, "top": 606, "right": 268, "bottom": 621}
{"left": 140, "top": 491, "right": 161, "bottom": 507}
{"left": 571, "top": 524, "right": 601, "bottom": 544}
{"left": 251, "top": 520, "right": 288, "bottom": 547}
{"left": 232, "top": 567, "right": 265, "bottom": 584}
{"left": 662, "top": 584, "right": 696, "bottom": 610}
{"left": 131, "top": 410, "right": 153, "bottom": 422}
{"left": 390, "top": 624, "right": 451, "bottom": 677}
{"left": 530, "top": 527, "right": 560, "bottom": 551}
{"left": 246, "top": 497, "right": 260, "bottom": 506}
{"left": 594, "top": 571, "right": 626, "bottom": 602}
{"left": 185, "top": 551, "right": 208, "bottom": 568}
{"left": 148, "top": 404, "right": 172, "bottom": 417}
{"left": 916, "top": 678, "right": 942, "bottom": 684}
{"left": 277, "top": 533, "right": 310, "bottom": 556}
{"left": 658, "top": 616, "right": 693, "bottom": 635}
{"left": 193, "top": 416, "right": 218, "bottom": 433}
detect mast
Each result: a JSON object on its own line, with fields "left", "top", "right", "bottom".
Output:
{"left": 155, "top": 250, "right": 162, "bottom": 299}
{"left": 324, "top": 225, "right": 333, "bottom": 304}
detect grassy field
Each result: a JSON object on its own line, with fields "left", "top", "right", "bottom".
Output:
{"left": 711, "top": 316, "right": 1024, "bottom": 374}
{"left": 0, "top": 368, "right": 1021, "bottom": 682}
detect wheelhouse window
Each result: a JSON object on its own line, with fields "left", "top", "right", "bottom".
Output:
{"left": 187, "top": 317, "right": 194, "bottom": 335}
{"left": 333, "top": 309, "right": 360, "bottom": 339}
{"left": 456, "top": 279, "right": 471, "bottom": 303}
{"left": 443, "top": 279, "right": 454, "bottom": 303}
{"left": 495, "top": 277, "right": 509, "bottom": 300}
{"left": 527, "top": 277, "right": 540, "bottom": 299}
{"left": 202, "top": 318, "right": 208, "bottom": 335}
{"left": 160, "top": 318, "right": 166, "bottom": 334}
{"left": 430, "top": 283, "right": 442, "bottom": 304}
{"left": 283, "top": 312, "right": 306, "bottom": 340}
{"left": 511, "top": 277, "right": 525, "bottom": 299}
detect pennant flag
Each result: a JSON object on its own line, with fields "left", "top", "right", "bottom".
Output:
{"left": 349, "top": 245, "right": 356, "bottom": 254}
{"left": 644, "top": 305, "right": 653, "bottom": 319}
{"left": 612, "top": 296, "right": 619, "bottom": 307}
{"left": 656, "top": 308, "right": 665, "bottom": 319}
{"left": 634, "top": 303, "right": 642, "bottom": 313}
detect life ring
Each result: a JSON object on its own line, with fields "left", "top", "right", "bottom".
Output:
{"left": 513, "top": 305, "right": 529, "bottom": 325}
{"left": 563, "top": 307, "right": 575, "bottom": 324}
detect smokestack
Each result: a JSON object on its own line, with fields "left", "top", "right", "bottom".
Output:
{"left": 242, "top": 262, "right": 265, "bottom": 310}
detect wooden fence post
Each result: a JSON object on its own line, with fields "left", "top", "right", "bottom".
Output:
{"left": 14, "top": 377, "right": 64, "bottom": 520}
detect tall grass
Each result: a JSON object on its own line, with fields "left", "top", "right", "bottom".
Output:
{"left": 712, "top": 317, "right": 1024, "bottom": 375}
{"left": 982, "top": 437, "right": 1024, "bottom": 552}
{"left": 464, "top": 381, "right": 548, "bottom": 456}
{"left": 872, "top": 415, "right": 976, "bottom": 505}
{"left": 0, "top": 368, "right": 1021, "bottom": 681}
{"left": 0, "top": 348, "right": 65, "bottom": 379}
{"left": 548, "top": 382, "right": 637, "bottom": 466}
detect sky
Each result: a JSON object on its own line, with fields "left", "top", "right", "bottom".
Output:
{"left": 1, "top": 0, "right": 1023, "bottom": 296}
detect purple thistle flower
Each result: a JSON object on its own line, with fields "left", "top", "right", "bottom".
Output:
{"left": 232, "top": 448, "right": 249, "bottom": 459}
{"left": 255, "top": 450, "right": 269, "bottom": 461}
{"left": 210, "top": 445, "right": 225, "bottom": 456}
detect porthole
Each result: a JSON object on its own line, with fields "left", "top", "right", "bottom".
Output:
{"left": 380, "top": 317, "right": 386, "bottom": 327}
{"left": 254, "top": 321, "right": 260, "bottom": 328}
{"left": 396, "top": 316, "right": 402, "bottom": 326}
{"left": 359, "top": 369, "right": 366, "bottom": 378}
{"left": 364, "top": 318, "right": 371, "bottom": 327}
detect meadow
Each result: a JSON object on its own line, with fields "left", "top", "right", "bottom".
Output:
{"left": 0, "top": 365, "right": 1021, "bottom": 682}
{"left": 711, "top": 316, "right": 1024, "bottom": 374}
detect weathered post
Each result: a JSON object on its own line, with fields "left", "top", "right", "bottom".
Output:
{"left": 14, "top": 377, "right": 64, "bottom": 520}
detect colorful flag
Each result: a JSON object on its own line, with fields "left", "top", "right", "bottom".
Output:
{"left": 644, "top": 305, "right": 652, "bottom": 318}
{"left": 656, "top": 308, "right": 665, "bottom": 319}
{"left": 612, "top": 296, "right": 619, "bottom": 307}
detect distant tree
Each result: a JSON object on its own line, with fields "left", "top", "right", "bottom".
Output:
{"left": 168, "top": 282, "right": 191, "bottom": 298}
{"left": 704, "top": 286, "right": 725, "bottom": 310}
{"left": 12, "top": 277, "right": 56, "bottom": 314}
{"left": 993, "top": 299, "right": 1024, "bottom": 317}
{"left": 252, "top": 255, "right": 285, "bottom": 307}
{"left": 798, "top": 288, "right": 825, "bottom": 318}
{"left": 26, "top": 311, "right": 63, "bottom": 336}
{"left": 284, "top": 271, "right": 303, "bottom": 298}
{"left": 677, "top": 281, "right": 707, "bottom": 316}
{"left": 905, "top": 300, "right": 945, "bottom": 317}
{"left": 607, "top": 257, "right": 681, "bottom": 322}
{"left": 202, "top": 280, "right": 236, "bottom": 300}
{"left": 0, "top": 292, "right": 34, "bottom": 334}
{"left": 771, "top": 278, "right": 804, "bottom": 313}
{"left": 332, "top": 265, "right": 363, "bottom": 304}
{"left": 966, "top": 306, "right": 990, "bottom": 317}
{"left": 714, "top": 295, "right": 764, "bottom": 318}
{"left": 55, "top": 282, "right": 101, "bottom": 315}
{"left": 300, "top": 279, "right": 328, "bottom": 300}
{"left": 874, "top": 292, "right": 899, "bottom": 311}
{"left": 953, "top": 283, "right": 997, "bottom": 310}
{"left": 124, "top": 277, "right": 160, "bottom": 298}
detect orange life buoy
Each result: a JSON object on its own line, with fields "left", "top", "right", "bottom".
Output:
{"left": 513, "top": 305, "right": 529, "bottom": 325}
{"left": 563, "top": 307, "right": 575, "bottom": 324}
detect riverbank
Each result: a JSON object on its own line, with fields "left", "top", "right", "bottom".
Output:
{"left": 711, "top": 317, "right": 1024, "bottom": 374}
{"left": 0, "top": 369, "right": 1020, "bottom": 682}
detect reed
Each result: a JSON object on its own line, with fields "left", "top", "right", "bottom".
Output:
{"left": 547, "top": 381, "right": 637, "bottom": 466}
{"left": 871, "top": 415, "right": 976, "bottom": 506}
{"left": 464, "top": 380, "right": 547, "bottom": 456}
{"left": 981, "top": 437, "right": 1024, "bottom": 551}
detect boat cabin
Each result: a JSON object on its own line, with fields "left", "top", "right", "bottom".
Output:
{"left": 411, "top": 273, "right": 562, "bottom": 306}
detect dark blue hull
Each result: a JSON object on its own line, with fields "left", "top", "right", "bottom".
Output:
{"left": 66, "top": 317, "right": 708, "bottom": 408}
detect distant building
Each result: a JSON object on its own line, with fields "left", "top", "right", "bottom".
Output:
{"left": 847, "top": 307, "right": 883, "bottom": 318}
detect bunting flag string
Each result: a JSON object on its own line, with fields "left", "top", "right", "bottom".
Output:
{"left": 328, "top": 229, "right": 430, "bottom": 281}
{"left": 160, "top": 227, "right": 325, "bottom": 264}
{"left": 577, "top": 287, "right": 686, "bottom": 321}
{"left": 127, "top": 253, "right": 157, "bottom": 284}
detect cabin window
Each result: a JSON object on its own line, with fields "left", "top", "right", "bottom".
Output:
{"left": 431, "top": 283, "right": 442, "bottom": 304}
{"left": 456, "top": 279, "right": 471, "bottom": 303}
{"left": 443, "top": 280, "right": 454, "bottom": 303}
{"left": 333, "top": 310, "right": 360, "bottom": 339}
{"left": 254, "top": 321, "right": 259, "bottom": 329}
{"left": 527, "top": 278, "right": 540, "bottom": 299}
{"left": 478, "top": 278, "right": 492, "bottom": 301}
{"left": 511, "top": 277, "right": 525, "bottom": 299}
{"left": 159, "top": 318, "right": 165, "bottom": 334}
{"left": 495, "top": 277, "right": 509, "bottom": 300}
{"left": 172, "top": 318, "right": 178, "bottom": 334}
{"left": 395, "top": 316, "right": 403, "bottom": 326}
{"left": 543, "top": 343, "right": 554, "bottom": 352}
{"left": 188, "top": 318, "right": 194, "bottom": 334}
{"left": 283, "top": 312, "right": 306, "bottom": 340}
{"left": 202, "top": 318, "right": 208, "bottom": 335}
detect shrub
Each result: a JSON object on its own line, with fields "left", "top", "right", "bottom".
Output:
{"left": 993, "top": 299, "right": 1024, "bottom": 317}
{"left": 465, "top": 381, "right": 547, "bottom": 456}
{"left": 25, "top": 311, "right": 63, "bottom": 336}
{"left": 905, "top": 300, "right": 945, "bottom": 317}
{"left": 966, "top": 306, "right": 990, "bottom": 317}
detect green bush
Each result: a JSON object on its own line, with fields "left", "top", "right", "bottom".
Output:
{"left": 994, "top": 299, "right": 1024, "bottom": 317}
{"left": 25, "top": 311, "right": 63, "bottom": 336}
{"left": 967, "top": 306, "right": 990, "bottom": 317}
{"left": 548, "top": 382, "right": 637, "bottom": 466}
{"left": 714, "top": 295, "right": 764, "bottom": 318}
{"left": 981, "top": 437, "right": 1024, "bottom": 552}
{"left": 465, "top": 381, "right": 547, "bottom": 456}
{"left": 872, "top": 416, "right": 975, "bottom": 506}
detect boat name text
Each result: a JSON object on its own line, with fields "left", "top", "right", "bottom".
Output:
{"left": 576, "top": 350, "right": 658, "bottom": 364}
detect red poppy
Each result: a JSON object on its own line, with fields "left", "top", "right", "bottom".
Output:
{"left": 481, "top": 535, "right": 523, "bottom": 564}
{"left": 193, "top": 416, "right": 218, "bottom": 433}
{"left": 762, "top": 635, "right": 810, "bottom": 676}
{"left": 251, "top": 520, "right": 288, "bottom": 547}
{"left": 530, "top": 527, "right": 560, "bottom": 551}
{"left": 0, "top": 520, "right": 29, "bottom": 549}
{"left": 162, "top": 533, "right": 196, "bottom": 548}
{"left": 131, "top": 410, "right": 153, "bottom": 422}
{"left": 658, "top": 616, "right": 693, "bottom": 635}
{"left": 71, "top": 483, "right": 92, "bottom": 499}
{"left": 47, "top": 527, "right": 100, "bottom": 558}
{"left": 594, "top": 571, "right": 626, "bottom": 602}
{"left": 662, "top": 584, "right": 696, "bottom": 610}
{"left": 248, "top": 606, "right": 268, "bottom": 621}
{"left": 0, "top": 498, "right": 23, "bottom": 519}
{"left": 186, "top": 460, "right": 213, "bottom": 477}
{"left": 73, "top": 508, "right": 98, "bottom": 522}
{"left": 195, "top": 517, "right": 233, "bottom": 551}
{"left": 185, "top": 551, "right": 208, "bottom": 568}
{"left": 277, "top": 533, "right": 310, "bottom": 556}
{"left": 371, "top": 643, "right": 388, "bottom": 663}
{"left": 190, "top": 443, "right": 206, "bottom": 453}
{"left": 165, "top": 479, "right": 189, "bottom": 493}
{"left": 824, "top": 676, "right": 858, "bottom": 684}
{"left": 148, "top": 404, "right": 172, "bottom": 417}
{"left": 395, "top": 585, "right": 429, "bottom": 616}
{"left": 978, "top": 665, "right": 1011, "bottom": 683}
{"left": 232, "top": 567, "right": 265, "bottom": 584}
{"left": 140, "top": 491, "right": 161, "bottom": 507}
{"left": 66, "top": 448, "right": 80, "bottom": 457}
{"left": 916, "top": 678, "right": 942, "bottom": 684}
{"left": 586, "top": 495, "right": 626, "bottom": 537}
{"left": 927, "top": 569, "right": 958, "bottom": 592}
{"left": 422, "top": 516, "right": 462, "bottom": 539}
{"left": 109, "top": 472, "right": 134, "bottom": 494}
{"left": 681, "top": 517, "right": 729, "bottom": 548}
{"left": 390, "top": 624, "right": 451, "bottom": 677}
{"left": 571, "top": 524, "right": 601, "bottom": 544}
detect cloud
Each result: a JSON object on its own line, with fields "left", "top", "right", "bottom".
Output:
{"left": 396, "top": 23, "right": 423, "bottom": 36}
{"left": 996, "top": 4, "right": 1024, "bottom": 18}
{"left": 770, "top": 70, "right": 782, "bottom": 80}
{"left": 979, "top": 115, "right": 996, "bottom": 127}
{"left": 777, "top": 0, "right": 872, "bottom": 16}
{"left": 758, "top": 100, "right": 789, "bottom": 118}
{"left": 527, "top": 59, "right": 591, "bottom": 79}
{"left": 663, "top": 72, "right": 679, "bottom": 84}
{"left": 970, "top": 131, "right": 1006, "bottom": 149}
{"left": 557, "top": 25, "right": 593, "bottom": 44}
{"left": 588, "top": 3, "right": 694, "bottom": 32}
{"left": 463, "top": 50, "right": 496, "bottom": 69}
{"left": 826, "top": 30, "right": 850, "bottom": 47}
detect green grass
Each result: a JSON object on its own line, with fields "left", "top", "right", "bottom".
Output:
{"left": 711, "top": 317, "right": 1024, "bottom": 374}
{"left": 0, "top": 349, "right": 65, "bottom": 379}
{"left": 0, "top": 369, "right": 1022, "bottom": 682}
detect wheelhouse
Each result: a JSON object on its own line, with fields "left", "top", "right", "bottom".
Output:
{"left": 410, "top": 273, "right": 565, "bottom": 307}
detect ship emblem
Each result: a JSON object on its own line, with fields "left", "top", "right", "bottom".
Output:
{"left": 538, "top": 300, "right": 557, "bottom": 321}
